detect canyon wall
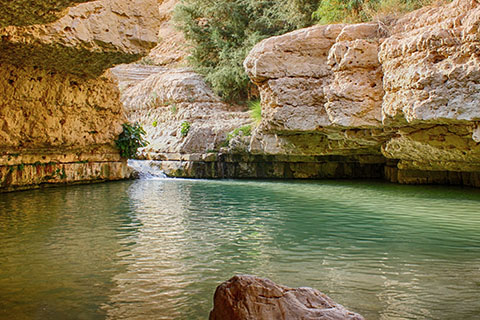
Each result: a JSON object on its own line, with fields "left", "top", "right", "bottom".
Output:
{"left": 243, "top": 0, "right": 480, "bottom": 186}
{"left": 111, "top": 0, "right": 252, "bottom": 178}
{"left": 115, "top": 0, "right": 480, "bottom": 187}
{"left": 0, "top": 0, "right": 161, "bottom": 192}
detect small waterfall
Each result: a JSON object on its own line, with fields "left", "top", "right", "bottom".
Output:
{"left": 128, "top": 160, "right": 168, "bottom": 179}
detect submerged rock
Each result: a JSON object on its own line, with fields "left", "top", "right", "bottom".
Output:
{"left": 209, "top": 275, "right": 365, "bottom": 320}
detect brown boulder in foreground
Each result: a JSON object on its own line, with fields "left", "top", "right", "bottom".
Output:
{"left": 209, "top": 275, "right": 365, "bottom": 320}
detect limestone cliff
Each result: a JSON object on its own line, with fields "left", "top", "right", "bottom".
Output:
{"left": 112, "top": 0, "right": 253, "bottom": 177}
{"left": 113, "top": 0, "right": 480, "bottom": 186}
{"left": 0, "top": 0, "right": 160, "bottom": 191}
{"left": 244, "top": 0, "right": 480, "bottom": 187}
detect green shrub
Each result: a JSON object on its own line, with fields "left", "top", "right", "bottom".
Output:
{"left": 313, "top": 0, "right": 429, "bottom": 24}
{"left": 180, "top": 121, "right": 191, "bottom": 137}
{"left": 115, "top": 123, "right": 149, "bottom": 159}
{"left": 248, "top": 100, "right": 262, "bottom": 124}
{"left": 223, "top": 124, "right": 252, "bottom": 147}
{"left": 173, "top": 0, "right": 320, "bottom": 102}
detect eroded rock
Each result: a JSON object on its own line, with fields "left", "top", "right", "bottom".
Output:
{"left": 111, "top": 0, "right": 252, "bottom": 159}
{"left": 209, "top": 275, "right": 365, "bottom": 320}
{"left": 0, "top": 0, "right": 93, "bottom": 27}
{"left": 0, "top": 0, "right": 160, "bottom": 191}
{"left": 0, "top": 0, "right": 161, "bottom": 77}
{"left": 112, "top": 65, "right": 251, "bottom": 155}
{"left": 243, "top": 0, "right": 480, "bottom": 184}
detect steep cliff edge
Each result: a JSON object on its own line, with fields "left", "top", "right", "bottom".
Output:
{"left": 0, "top": 0, "right": 160, "bottom": 192}
{"left": 244, "top": 0, "right": 480, "bottom": 186}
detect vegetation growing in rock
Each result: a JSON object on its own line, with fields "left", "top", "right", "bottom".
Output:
{"left": 115, "top": 123, "right": 149, "bottom": 158}
{"left": 174, "top": 0, "right": 431, "bottom": 103}
{"left": 249, "top": 100, "right": 262, "bottom": 124}
{"left": 223, "top": 125, "right": 252, "bottom": 147}
{"left": 180, "top": 121, "right": 191, "bottom": 137}
{"left": 313, "top": 0, "right": 430, "bottom": 24}
{"left": 173, "top": 0, "right": 320, "bottom": 102}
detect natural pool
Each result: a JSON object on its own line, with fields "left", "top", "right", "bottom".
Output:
{"left": 1, "top": 173, "right": 480, "bottom": 320}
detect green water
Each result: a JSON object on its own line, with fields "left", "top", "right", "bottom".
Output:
{"left": 1, "top": 178, "right": 480, "bottom": 320}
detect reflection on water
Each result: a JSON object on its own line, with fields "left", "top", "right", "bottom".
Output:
{"left": 1, "top": 178, "right": 480, "bottom": 319}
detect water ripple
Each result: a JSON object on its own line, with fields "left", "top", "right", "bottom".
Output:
{"left": 0, "top": 178, "right": 480, "bottom": 319}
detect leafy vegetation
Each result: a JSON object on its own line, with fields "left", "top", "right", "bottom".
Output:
{"left": 313, "top": 0, "right": 430, "bottom": 24}
{"left": 173, "top": 0, "right": 320, "bottom": 102}
{"left": 223, "top": 124, "right": 252, "bottom": 147}
{"left": 115, "top": 123, "right": 149, "bottom": 159}
{"left": 180, "top": 121, "right": 191, "bottom": 137}
{"left": 174, "top": 0, "right": 430, "bottom": 102}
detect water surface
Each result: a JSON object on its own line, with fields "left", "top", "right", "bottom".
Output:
{"left": 1, "top": 176, "right": 479, "bottom": 319}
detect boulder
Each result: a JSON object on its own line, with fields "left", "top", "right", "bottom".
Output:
{"left": 209, "top": 275, "right": 365, "bottom": 320}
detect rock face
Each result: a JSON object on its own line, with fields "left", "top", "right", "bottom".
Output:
{"left": 0, "top": 0, "right": 93, "bottom": 27}
{"left": 112, "top": 65, "right": 251, "bottom": 158}
{"left": 379, "top": 0, "right": 480, "bottom": 175}
{"left": 244, "top": 22, "right": 388, "bottom": 161}
{"left": 112, "top": 0, "right": 253, "bottom": 177}
{"left": 144, "top": 0, "right": 187, "bottom": 67}
{"left": 209, "top": 275, "right": 364, "bottom": 320}
{"left": 0, "top": 0, "right": 161, "bottom": 77}
{"left": 0, "top": 0, "right": 161, "bottom": 192}
{"left": 244, "top": 0, "right": 480, "bottom": 187}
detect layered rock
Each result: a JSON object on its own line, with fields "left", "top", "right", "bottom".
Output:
{"left": 0, "top": 0, "right": 161, "bottom": 77}
{"left": 112, "top": 64, "right": 252, "bottom": 176}
{"left": 209, "top": 275, "right": 364, "bottom": 320}
{"left": 245, "top": 22, "right": 388, "bottom": 160}
{"left": 111, "top": 1, "right": 253, "bottom": 177}
{"left": 379, "top": 0, "right": 480, "bottom": 175}
{"left": 0, "top": 0, "right": 161, "bottom": 191}
{"left": 244, "top": 0, "right": 480, "bottom": 187}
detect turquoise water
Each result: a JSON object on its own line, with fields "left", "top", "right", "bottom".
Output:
{"left": 1, "top": 177, "right": 480, "bottom": 319}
